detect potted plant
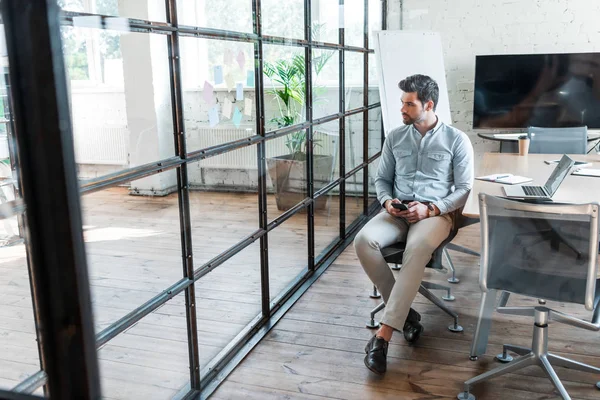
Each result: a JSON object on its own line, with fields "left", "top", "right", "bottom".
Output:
{"left": 264, "top": 49, "right": 335, "bottom": 211}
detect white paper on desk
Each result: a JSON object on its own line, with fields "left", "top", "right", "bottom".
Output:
{"left": 496, "top": 176, "right": 533, "bottom": 185}
{"left": 572, "top": 168, "right": 600, "bottom": 177}
{"left": 476, "top": 173, "right": 514, "bottom": 182}
{"left": 493, "top": 133, "right": 522, "bottom": 139}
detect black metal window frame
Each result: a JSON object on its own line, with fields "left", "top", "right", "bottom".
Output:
{"left": 0, "top": 0, "right": 387, "bottom": 399}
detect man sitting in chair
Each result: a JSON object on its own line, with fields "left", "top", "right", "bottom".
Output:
{"left": 354, "top": 74, "right": 474, "bottom": 374}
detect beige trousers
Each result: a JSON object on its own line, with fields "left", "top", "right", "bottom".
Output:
{"left": 354, "top": 211, "right": 452, "bottom": 331}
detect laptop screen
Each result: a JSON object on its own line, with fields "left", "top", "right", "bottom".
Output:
{"left": 544, "top": 155, "right": 575, "bottom": 195}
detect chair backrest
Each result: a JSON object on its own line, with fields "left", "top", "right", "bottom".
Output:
{"left": 478, "top": 193, "right": 599, "bottom": 310}
{"left": 528, "top": 126, "right": 587, "bottom": 154}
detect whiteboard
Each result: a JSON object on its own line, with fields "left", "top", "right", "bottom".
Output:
{"left": 373, "top": 31, "right": 452, "bottom": 135}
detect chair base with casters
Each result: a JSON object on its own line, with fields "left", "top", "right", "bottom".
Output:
{"left": 458, "top": 305, "right": 600, "bottom": 400}
{"left": 366, "top": 283, "right": 463, "bottom": 333}
{"left": 366, "top": 239, "right": 464, "bottom": 334}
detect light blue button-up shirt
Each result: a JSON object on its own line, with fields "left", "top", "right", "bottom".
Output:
{"left": 375, "top": 119, "right": 474, "bottom": 215}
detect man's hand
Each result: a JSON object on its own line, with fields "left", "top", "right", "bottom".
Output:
{"left": 398, "top": 201, "right": 430, "bottom": 224}
{"left": 384, "top": 199, "right": 405, "bottom": 217}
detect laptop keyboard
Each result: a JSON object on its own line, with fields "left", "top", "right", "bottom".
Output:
{"left": 522, "top": 186, "right": 546, "bottom": 196}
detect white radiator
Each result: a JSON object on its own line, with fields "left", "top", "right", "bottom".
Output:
{"left": 190, "top": 127, "right": 338, "bottom": 169}
{"left": 73, "top": 123, "right": 129, "bottom": 165}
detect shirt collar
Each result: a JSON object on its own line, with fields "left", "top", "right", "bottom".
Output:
{"left": 428, "top": 116, "right": 443, "bottom": 135}
{"left": 411, "top": 116, "right": 443, "bottom": 136}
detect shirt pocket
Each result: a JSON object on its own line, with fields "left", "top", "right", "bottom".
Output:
{"left": 423, "top": 151, "right": 452, "bottom": 180}
{"left": 393, "top": 149, "right": 416, "bottom": 176}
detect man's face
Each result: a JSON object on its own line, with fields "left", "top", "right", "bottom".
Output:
{"left": 400, "top": 92, "right": 427, "bottom": 125}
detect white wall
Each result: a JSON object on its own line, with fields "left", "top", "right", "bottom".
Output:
{"left": 399, "top": 0, "right": 600, "bottom": 161}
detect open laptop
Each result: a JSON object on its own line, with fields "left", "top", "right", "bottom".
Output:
{"left": 502, "top": 154, "right": 576, "bottom": 199}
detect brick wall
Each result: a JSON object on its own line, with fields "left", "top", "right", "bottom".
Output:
{"left": 392, "top": 0, "right": 600, "bottom": 160}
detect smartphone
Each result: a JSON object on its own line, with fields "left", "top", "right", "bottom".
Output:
{"left": 391, "top": 203, "right": 409, "bottom": 211}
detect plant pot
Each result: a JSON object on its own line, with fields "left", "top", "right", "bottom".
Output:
{"left": 266, "top": 153, "right": 335, "bottom": 211}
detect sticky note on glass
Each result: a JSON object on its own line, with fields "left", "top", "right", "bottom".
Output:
{"left": 223, "top": 49, "right": 233, "bottom": 66}
{"left": 209, "top": 105, "right": 219, "bottom": 127}
{"left": 203, "top": 81, "right": 214, "bottom": 104}
{"left": 246, "top": 70, "right": 255, "bottom": 87}
{"left": 225, "top": 73, "right": 235, "bottom": 92}
{"left": 214, "top": 65, "right": 223, "bottom": 85}
{"left": 232, "top": 106, "right": 243, "bottom": 128}
{"left": 222, "top": 98, "right": 233, "bottom": 119}
{"left": 236, "top": 83, "right": 244, "bottom": 101}
{"left": 236, "top": 51, "right": 246, "bottom": 71}
{"left": 244, "top": 98, "right": 252, "bottom": 116}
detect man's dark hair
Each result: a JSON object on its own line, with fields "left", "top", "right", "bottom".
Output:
{"left": 398, "top": 74, "right": 439, "bottom": 111}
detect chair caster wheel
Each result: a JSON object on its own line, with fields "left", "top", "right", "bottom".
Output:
{"left": 448, "top": 277, "right": 460, "bottom": 284}
{"left": 469, "top": 356, "right": 478, "bottom": 361}
{"left": 366, "top": 321, "right": 380, "bottom": 329}
{"left": 495, "top": 353, "right": 513, "bottom": 363}
{"left": 369, "top": 293, "right": 381, "bottom": 299}
{"left": 442, "top": 294, "right": 455, "bottom": 301}
{"left": 448, "top": 323, "right": 463, "bottom": 333}
{"left": 457, "top": 391, "right": 475, "bottom": 400}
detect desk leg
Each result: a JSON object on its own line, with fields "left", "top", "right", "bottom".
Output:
{"left": 469, "top": 289, "right": 497, "bottom": 361}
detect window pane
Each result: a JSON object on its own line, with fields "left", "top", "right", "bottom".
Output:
{"left": 266, "top": 133, "right": 311, "bottom": 221}
{"left": 189, "top": 146, "right": 259, "bottom": 265}
{"left": 344, "top": 0, "right": 365, "bottom": 47}
{"left": 180, "top": 37, "right": 256, "bottom": 152}
{"left": 311, "top": 0, "right": 340, "bottom": 44}
{"left": 0, "top": 202, "right": 39, "bottom": 392}
{"left": 262, "top": 0, "right": 304, "bottom": 39}
{"left": 59, "top": 0, "right": 167, "bottom": 23}
{"left": 194, "top": 244, "right": 262, "bottom": 367}
{"left": 263, "top": 44, "right": 306, "bottom": 132}
{"left": 81, "top": 170, "right": 180, "bottom": 332}
{"left": 369, "top": 157, "right": 380, "bottom": 206}
{"left": 346, "top": 169, "right": 364, "bottom": 227}
{"left": 368, "top": 52, "right": 380, "bottom": 104}
{"left": 313, "top": 121, "right": 340, "bottom": 190}
{"left": 268, "top": 215, "right": 308, "bottom": 302}
{"left": 345, "top": 51, "right": 364, "bottom": 110}
{"left": 312, "top": 49, "right": 339, "bottom": 120}
{"left": 176, "top": 0, "right": 253, "bottom": 33}
{"left": 345, "top": 112, "right": 364, "bottom": 171}
{"left": 368, "top": 107, "right": 382, "bottom": 158}
{"left": 98, "top": 307, "right": 190, "bottom": 399}
{"left": 314, "top": 186, "right": 340, "bottom": 260}
{"left": 62, "top": 27, "right": 175, "bottom": 182}
{"left": 368, "top": 0, "right": 382, "bottom": 48}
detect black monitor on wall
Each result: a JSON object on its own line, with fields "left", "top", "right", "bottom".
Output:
{"left": 472, "top": 52, "right": 600, "bottom": 129}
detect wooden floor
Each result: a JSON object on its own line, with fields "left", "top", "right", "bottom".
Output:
{"left": 213, "top": 223, "right": 600, "bottom": 400}
{"left": 3, "top": 189, "right": 600, "bottom": 399}
{"left": 0, "top": 188, "right": 361, "bottom": 399}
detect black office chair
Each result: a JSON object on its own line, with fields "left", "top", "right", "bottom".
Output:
{"left": 366, "top": 210, "right": 479, "bottom": 333}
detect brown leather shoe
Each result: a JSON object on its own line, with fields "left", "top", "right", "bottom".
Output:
{"left": 364, "top": 335, "right": 388, "bottom": 374}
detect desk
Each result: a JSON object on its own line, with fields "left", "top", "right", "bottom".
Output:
{"left": 477, "top": 132, "right": 600, "bottom": 153}
{"left": 464, "top": 152, "right": 600, "bottom": 218}
{"left": 465, "top": 152, "right": 600, "bottom": 360}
